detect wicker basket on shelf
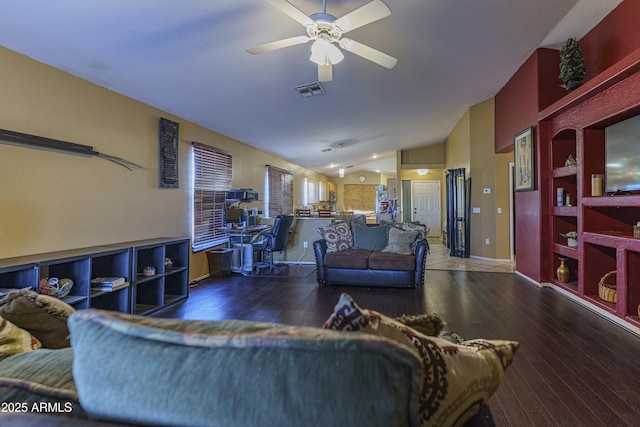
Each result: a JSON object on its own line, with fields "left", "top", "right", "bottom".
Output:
{"left": 597, "top": 271, "right": 617, "bottom": 303}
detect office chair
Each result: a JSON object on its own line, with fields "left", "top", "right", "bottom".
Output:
{"left": 252, "top": 214, "right": 294, "bottom": 274}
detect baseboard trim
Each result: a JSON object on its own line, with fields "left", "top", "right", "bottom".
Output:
{"left": 469, "top": 255, "right": 513, "bottom": 263}
{"left": 548, "top": 282, "right": 640, "bottom": 337}
{"left": 515, "top": 271, "right": 545, "bottom": 288}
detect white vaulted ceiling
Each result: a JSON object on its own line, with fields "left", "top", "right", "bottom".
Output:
{"left": 0, "top": 0, "right": 621, "bottom": 175}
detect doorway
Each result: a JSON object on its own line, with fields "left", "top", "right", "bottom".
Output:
{"left": 411, "top": 180, "right": 441, "bottom": 237}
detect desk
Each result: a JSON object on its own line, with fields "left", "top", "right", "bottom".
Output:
{"left": 228, "top": 225, "right": 270, "bottom": 274}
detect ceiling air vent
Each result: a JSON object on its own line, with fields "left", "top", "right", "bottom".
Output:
{"left": 295, "top": 82, "right": 325, "bottom": 97}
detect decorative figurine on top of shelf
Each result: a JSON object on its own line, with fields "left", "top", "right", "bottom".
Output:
{"left": 556, "top": 257, "right": 570, "bottom": 283}
{"left": 559, "top": 37, "right": 587, "bottom": 91}
{"left": 564, "top": 154, "right": 577, "bottom": 167}
{"left": 560, "top": 231, "right": 578, "bottom": 248}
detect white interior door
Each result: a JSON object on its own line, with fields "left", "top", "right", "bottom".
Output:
{"left": 411, "top": 181, "right": 441, "bottom": 237}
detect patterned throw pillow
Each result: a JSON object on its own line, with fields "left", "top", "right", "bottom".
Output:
{"left": 382, "top": 227, "right": 419, "bottom": 255}
{"left": 324, "top": 293, "right": 519, "bottom": 427}
{"left": 316, "top": 222, "right": 354, "bottom": 252}
{"left": 0, "top": 288, "right": 75, "bottom": 349}
{"left": 395, "top": 313, "right": 446, "bottom": 337}
{"left": 0, "top": 317, "right": 42, "bottom": 361}
{"left": 397, "top": 222, "right": 429, "bottom": 238}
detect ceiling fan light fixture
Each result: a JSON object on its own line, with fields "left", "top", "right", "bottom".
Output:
{"left": 339, "top": 167, "right": 345, "bottom": 177}
{"left": 310, "top": 40, "right": 344, "bottom": 65}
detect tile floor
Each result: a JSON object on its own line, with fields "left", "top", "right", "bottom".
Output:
{"left": 425, "top": 238, "right": 515, "bottom": 273}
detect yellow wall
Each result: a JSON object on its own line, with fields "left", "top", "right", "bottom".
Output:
{"left": 442, "top": 98, "right": 510, "bottom": 260}
{"left": 468, "top": 99, "right": 497, "bottom": 258}
{"left": 445, "top": 110, "right": 471, "bottom": 172}
{"left": 0, "top": 46, "right": 328, "bottom": 279}
{"left": 401, "top": 143, "right": 446, "bottom": 168}
{"left": 494, "top": 152, "right": 513, "bottom": 260}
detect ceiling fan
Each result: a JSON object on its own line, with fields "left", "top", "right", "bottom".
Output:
{"left": 247, "top": 0, "right": 397, "bottom": 82}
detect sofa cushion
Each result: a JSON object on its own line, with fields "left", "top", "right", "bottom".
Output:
{"left": 324, "top": 293, "right": 519, "bottom": 427}
{"left": 0, "top": 288, "right": 74, "bottom": 349}
{"left": 352, "top": 224, "right": 389, "bottom": 251}
{"left": 0, "top": 347, "right": 84, "bottom": 416}
{"left": 69, "top": 309, "right": 422, "bottom": 427}
{"left": 316, "top": 222, "right": 354, "bottom": 252}
{"left": 324, "top": 249, "right": 371, "bottom": 269}
{"left": 382, "top": 227, "right": 420, "bottom": 255}
{"left": 368, "top": 251, "right": 416, "bottom": 271}
{"left": 0, "top": 317, "right": 41, "bottom": 361}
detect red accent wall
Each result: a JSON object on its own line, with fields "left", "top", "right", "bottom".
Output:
{"left": 494, "top": 54, "right": 539, "bottom": 154}
{"left": 494, "top": 0, "right": 640, "bottom": 283}
{"left": 580, "top": 0, "right": 640, "bottom": 82}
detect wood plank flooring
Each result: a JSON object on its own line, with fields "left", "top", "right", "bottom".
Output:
{"left": 155, "top": 266, "right": 640, "bottom": 427}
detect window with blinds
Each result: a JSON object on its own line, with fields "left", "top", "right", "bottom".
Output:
{"left": 265, "top": 165, "right": 293, "bottom": 217}
{"left": 192, "top": 142, "right": 232, "bottom": 252}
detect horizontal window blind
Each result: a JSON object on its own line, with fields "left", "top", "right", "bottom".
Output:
{"left": 266, "top": 165, "right": 293, "bottom": 217}
{"left": 192, "top": 142, "right": 232, "bottom": 252}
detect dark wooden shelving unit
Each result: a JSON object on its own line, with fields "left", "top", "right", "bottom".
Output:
{"left": 130, "top": 238, "right": 189, "bottom": 316}
{"left": 541, "top": 50, "right": 640, "bottom": 331}
{"left": 0, "top": 238, "right": 189, "bottom": 315}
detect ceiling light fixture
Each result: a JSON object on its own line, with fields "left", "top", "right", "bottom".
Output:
{"left": 247, "top": 0, "right": 397, "bottom": 83}
{"left": 310, "top": 38, "right": 344, "bottom": 66}
{"left": 417, "top": 169, "right": 429, "bottom": 176}
{"left": 338, "top": 143, "right": 345, "bottom": 177}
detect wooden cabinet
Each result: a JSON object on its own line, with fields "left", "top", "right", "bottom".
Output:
{"left": 541, "top": 51, "right": 640, "bottom": 329}
{"left": 319, "top": 181, "right": 337, "bottom": 202}
{"left": 0, "top": 238, "right": 189, "bottom": 315}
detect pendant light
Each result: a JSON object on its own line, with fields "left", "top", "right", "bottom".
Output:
{"left": 338, "top": 143, "right": 345, "bottom": 177}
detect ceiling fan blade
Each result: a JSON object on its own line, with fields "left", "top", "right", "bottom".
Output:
{"left": 340, "top": 38, "right": 397, "bottom": 69}
{"left": 318, "top": 64, "right": 333, "bottom": 82}
{"left": 333, "top": 0, "right": 391, "bottom": 33}
{"left": 247, "top": 36, "right": 310, "bottom": 54}
{"left": 267, "top": 0, "right": 315, "bottom": 27}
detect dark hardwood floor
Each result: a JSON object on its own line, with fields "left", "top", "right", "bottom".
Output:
{"left": 155, "top": 266, "right": 640, "bottom": 427}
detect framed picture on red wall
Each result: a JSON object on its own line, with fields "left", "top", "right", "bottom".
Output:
{"left": 514, "top": 126, "right": 534, "bottom": 192}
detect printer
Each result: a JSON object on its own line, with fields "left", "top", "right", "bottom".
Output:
{"left": 226, "top": 189, "right": 259, "bottom": 202}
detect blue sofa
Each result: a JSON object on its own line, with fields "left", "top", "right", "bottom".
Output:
{"left": 0, "top": 308, "right": 501, "bottom": 426}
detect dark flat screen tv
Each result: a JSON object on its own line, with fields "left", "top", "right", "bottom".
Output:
{"left": 605, "top": 115, "right": 640, "bottom": 194}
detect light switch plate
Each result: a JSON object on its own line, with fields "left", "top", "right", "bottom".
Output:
{"left": 473, "top": 207, "right": 481, "bottom": 213}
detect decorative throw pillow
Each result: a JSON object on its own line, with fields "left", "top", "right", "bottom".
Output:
{"left": 352, "top": 224, "right": 389, "bottom": 251}
{"left": 398, "top": 222, "right": 430, "bottom": 238}
{"left": 316, "top": 222, "right": 354, "bottom": 252}
{"left": 0, "top": 317, "right": 42, "bottom": 361}
{"left": 382, "top": 227, "right": 419, "bottom": 255}
{"left": 395, "top": 313, "right": 446, "bottom": 337}
{"left": 0, "top": 288, "right": 75, "bottom": 349}
{"left": 324, "top": 293, "right": 519, "bottom": 427}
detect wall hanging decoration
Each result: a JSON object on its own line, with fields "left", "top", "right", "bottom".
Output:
{"left": 158, "top": 117, "right": 179, "bottom": 188}
{"left": 0, "top": 128, "right": 144, "bottom": 170}
{"left": 514, "top": 126, "right": 534, "bottom": 192}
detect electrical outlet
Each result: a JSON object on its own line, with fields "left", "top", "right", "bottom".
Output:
{"left": 485, "top": 238, "right": 490, "bottom": 245}
{"left": 303, "top": 241, "right": 308, "bottom": 248}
